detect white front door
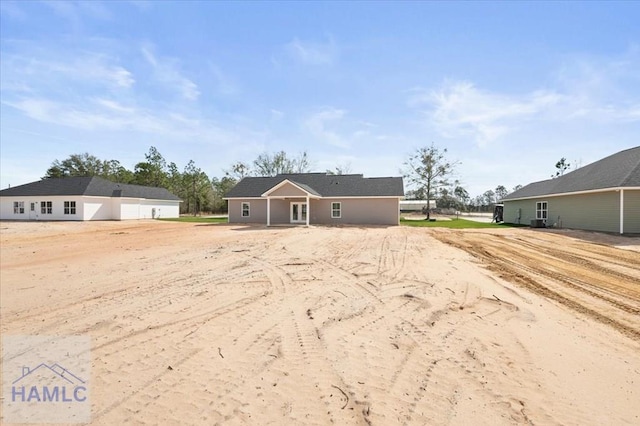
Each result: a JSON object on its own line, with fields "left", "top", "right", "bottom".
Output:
{"left": 29, "top": 202, "right": 37, "bottom": 220}
{"left": 290, "top": 202, "right": 307, "bottom": 224}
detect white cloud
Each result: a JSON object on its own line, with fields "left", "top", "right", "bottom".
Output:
{"left": 270, "top": 109, "right": 284, "bottom": 121}
{"left": 0, "top": 51, "right": 134, "bottom": 91}
{"left": 412, "top": 81, "right": 563, "bottom": 147}
{"left": 284, "top": 36, "right": 338, "bottom": 65}
{"left": 141, "top": 46, "right": 200, "bottom": 101}
{"left": 303, "top": 108, "right": 349, "bottom": 148}
{"left": 414, "top": 56, "right": 640, "bottom": 148}
{"left": 3, "top": 98, "right": 161, "bottom": 132}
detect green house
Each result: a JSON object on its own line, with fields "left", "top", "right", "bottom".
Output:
{"left": 502, "top": 146, "right": 640, "bottom": 235}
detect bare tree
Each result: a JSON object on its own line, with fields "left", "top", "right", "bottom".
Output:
{"left": 225, "top": 161, "right": 251, "bottom": 181}
{"left": 327, "top": 162, "right": 352, "bottom": 175}
{"left": 253, "top": 150, "right": 311, "bottom": 176}
{"left": 404, "top": 143, "right": 459, "bottom": 219}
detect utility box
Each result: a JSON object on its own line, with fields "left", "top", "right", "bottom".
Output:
{"left": 530, "top": 219, "right": 545, "bottom": 228}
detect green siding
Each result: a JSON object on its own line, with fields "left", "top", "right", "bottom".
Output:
{"left": 504, "top": 191, "right": 635, "bottom": 233}
{"left": 624, "top": 190, "right": 640, "bottom": 233}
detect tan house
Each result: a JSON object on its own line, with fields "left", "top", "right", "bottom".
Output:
{"left": 225, "top": 173, "right": 404, "bottom": 226}
{"left": 502, "top": 146, "right": 640, "bottom": 234}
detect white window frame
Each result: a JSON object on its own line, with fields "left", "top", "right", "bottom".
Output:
{"left": 13, "top": 201, "right": 24, "bottom": 214}
{"left": 331, "top": 202, "right": 341, "bottom": 219}
{"left": 241, "top": 202, "right": 250, "bottom": 217}
{"left": 536, "top": 201, "right": 548, "bottom": 220}
{"left": 41, "top": 201, "right": 53, "bottom": 214}
{"left": 64, "top": 201, "right": 77, "bottom": 215}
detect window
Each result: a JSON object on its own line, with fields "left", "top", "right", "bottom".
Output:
{"left": 331, "top": 202, "right": 341, "bottom": 218}
{"left": 64, "top": 201, "right": 76, "bottom": 215}
{"left": 536, "top": 201, "right": 548, "bottom": 220}
{"left": 30, "top": 203, "right": 35, "bottom": 212}
{"left": 241, "top": 202, "right": 250, "bottom": 217}
{"left": 13, "top": 201, "right": 24, "bottom": 214}
{"left": 41, "top": 201, "right": 53, "bottom": 214}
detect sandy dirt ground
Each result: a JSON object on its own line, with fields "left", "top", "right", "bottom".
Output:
{"left": 1, "top": 221, "right": 639, "bottom": 425}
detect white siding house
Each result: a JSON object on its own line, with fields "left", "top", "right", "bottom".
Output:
{"left": 0, "top": 177, "right": 180, "bottom": 221}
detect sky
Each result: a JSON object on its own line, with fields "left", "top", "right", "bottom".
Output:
{"left": 1, "top": 1, "right": 639, "bottom": 197}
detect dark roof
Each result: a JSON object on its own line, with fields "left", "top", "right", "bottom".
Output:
{"left": 225, "top": 173, "right": 404, "bottom": 198}
{"left": 504, "top": 146, "right": 640, "bottom": 200}
{"left": 0, "top": 176, "right": 181, "bottom": 201}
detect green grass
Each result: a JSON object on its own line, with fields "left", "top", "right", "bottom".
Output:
{"left": 158, "top": 216, "right": 228, "bottom": 224}
{"left": 400, "top": 217, "right": 524, "bottom": 229}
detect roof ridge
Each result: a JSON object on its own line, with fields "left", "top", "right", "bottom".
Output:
{"left": 620, "top": 159, "right": 640, "bottom": 187}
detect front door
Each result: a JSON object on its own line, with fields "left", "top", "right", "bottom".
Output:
{"left": 29, "top": 202, "right": 37, "bottom": 220}
{"left": 290, "top": 202, "right": 307, "bottom": 224}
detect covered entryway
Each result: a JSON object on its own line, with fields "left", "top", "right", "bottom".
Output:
{"left": 261, "top": 179, "right": 320, "bottom": 227}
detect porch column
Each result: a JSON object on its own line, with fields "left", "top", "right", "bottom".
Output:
{"left": 619, "top": 189, "right": 624, "bottom": 234}
{"left": 267, "top": 197, "right": 271, "bottom": 227}
{"left": 306, "top": 195, "right": 310, "bottom": 226}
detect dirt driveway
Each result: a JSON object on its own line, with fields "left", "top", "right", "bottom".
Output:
{"left": 1, "top": 221, "right": 639, "bottom": 425}
{"left": 431, "top": 228, "right": 640, "bottom": 341}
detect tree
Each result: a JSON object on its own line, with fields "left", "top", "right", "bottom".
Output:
{"left": 436, "top": 187, "right": 464, "bottom": 211}
{"left": 103, "top": 160, "right": 134, "bottom": 183}
{"left": 226, "top": 161, "right": 251, "bottom": 181}
{"left": 404, "top": 143, "right": 459, "bottom": 219}
{"left": 495, "top": 185, "right": 508, "bottom": 201}
{"left": 211, "top": 176, "right": 236, "bottom": 213}
{"left": 327, "top": 162, "right": 352, "bottom": 175}
{"left": 512, "top": 184, "right": 523, "bottom": 192}
{"left": 454, "top": 185, "right": 470, "bottom": 211}
{"left": 253, "top": 150, "right": 311, "bottom": 176}
{"left": 43, "top": 153, "right": 134, "bottom": 183}
{"left": 133, "top": 146, "right": 169, "bottom": 187}
{"left": 553, "top": 157, "right": 571, "bottom": 178}
{"left": 483, "top": 190, "right": 496, "bottom": 208}
{"left": 180, "top": 160, "right": 212, "bottom": 215}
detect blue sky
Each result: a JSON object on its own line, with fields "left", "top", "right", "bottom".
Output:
{"left": 1, "top": 1, "right": 638, "bottom": 197}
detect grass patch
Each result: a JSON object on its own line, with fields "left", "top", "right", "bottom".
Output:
{"left": 158, "top": 216, "right": 228, "bottom": 224}
{"left": 400, "top": 217, "right": 525, "bottom": 229}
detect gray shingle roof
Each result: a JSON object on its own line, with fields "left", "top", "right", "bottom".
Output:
{"left": 504, "top": 146, "right": 640, "bottom": 200}
{"left": 0, "top": 176, "right": 181, "bottom": 201}
{"left": 225, "top": 173, "right": 404, "bottom": 198}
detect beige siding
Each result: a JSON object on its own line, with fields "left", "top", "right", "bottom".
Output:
{"left": 228, "top": 198, "right": 400, "bottom": 226}
{"left": 228, "top": 199, "right": 267, "bottom": 223}
{"left": 268, "top": 182, "right": 309, "bottom": 197}
{"left": 504, "top": 191, "right": 627, "bottom": 233}
{"left": 311, "top": 198, "right": 399, "bottom": 225}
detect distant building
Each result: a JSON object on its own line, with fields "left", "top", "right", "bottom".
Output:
{"left": 0, "top": 176, "right": 181, "bottom": 221}
{"left": 502, "top": 146, "right": 640, "bottom": 234}
{"left": 399, "top": 200, "right": 437, "bottom": 212}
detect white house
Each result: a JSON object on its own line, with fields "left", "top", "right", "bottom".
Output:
{"left": 0, "top": 176, "right": 181, "bottom": 221}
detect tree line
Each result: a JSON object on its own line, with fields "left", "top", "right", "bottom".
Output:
{"left": 42, "top": 147, "right": 321, "bottom": 215}
{"left": 43, "top": 144, "right": 566, "bottom": 216}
